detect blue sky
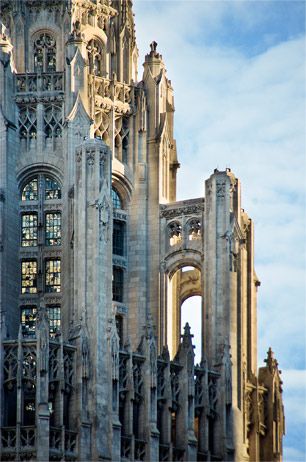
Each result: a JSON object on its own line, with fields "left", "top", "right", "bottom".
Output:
{"left": 134, "top": 1, "right": 306, "bottom": 460}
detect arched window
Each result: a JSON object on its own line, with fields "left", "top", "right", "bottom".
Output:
{"left": 21, "top": 178, "right": 38, "bottom": 201}
{"left": 112, "top": 187, "right": 122, "bottom": 209}
{"left": 87, "top": 39, "right": 104, "bottom": 76}
{"left": 19, "top": 174, "right": 62, "bottom": 337}
{"left": 34, "top": 32, "right": 56, "bottom": 72}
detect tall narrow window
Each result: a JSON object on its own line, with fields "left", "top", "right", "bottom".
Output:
{"left": 48, "top": 305, "right": 61, "bottom": 337}
{"left": 21, "top": 306, "right": 37, "bottom": 337}
{"left": 34, "top": 33, "right": 56, "bottom": 73}
{"left": 21, "top": 178, "right": 38, "bottom": 201}
{"left": 21, "top": 213, "right": 38, "bottom": 247}
{"left": 45, "top": 212, "right": 61, "bottom": 246}
{"left": 45, "top": 259, "right": 61, "bottom": 293}
{"left": 21, "top": 260, "right": 37, "bottom": 294}
{"left": 113, "top": 267, "right": 123, "bottom": 302}
{"left": 113, "top": 220, "right": 124, "bottom": 256}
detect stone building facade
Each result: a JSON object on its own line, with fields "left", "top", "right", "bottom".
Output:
{"left": 0, "top": 1, "right": 284, "bottom": 461}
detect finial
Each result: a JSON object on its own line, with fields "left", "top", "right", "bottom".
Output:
{"left": 264, "top": 347, "right": 278, "bottom": 372}
{"left": 149, "top": 41, "right": 160, "bottom": 58}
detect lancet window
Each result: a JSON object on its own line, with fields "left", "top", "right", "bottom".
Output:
{"left": 34, "top": 32, "right": 57, "bottom": 72}
{"left": 87, "top": 39, "right": 104, "bottom": 76}
{"left": 19, "top": 174, "right": 62, "bottom": 337}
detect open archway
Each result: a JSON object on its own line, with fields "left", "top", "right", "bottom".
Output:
{"left": 181, "top": 295, "right": 202, "bottom": 364}
{"left": 166, "top": 265, "right": 203, "bottom": 359}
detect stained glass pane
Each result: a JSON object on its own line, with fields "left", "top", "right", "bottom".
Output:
{"left": 47, "top": 305, "right": 61, "bottom": 337}
{"left": 21, "top": 306, "right": 37, "bottom": 337}
{"left": 21, "top": 260, "right": 37, "bottom": 294}
{"left": 45, "top": 177, "right": 61, "bottom": 200}
{"left": 45, "top": 212, "right": 61, "bottom": 246}
{"left": 21, "top": 179, "right": 38, "bottom": 201}
{"left": 45, "top": 259, "right": 61, "bottom": 293}
{"left": 21, "top": 213, "right": 38, "bottom": 247}
{"left": 112, "top": 188, "right": 122, "bottom": 209}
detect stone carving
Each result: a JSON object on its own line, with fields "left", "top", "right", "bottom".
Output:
{"left": 245, "top": 387, "right": 254, "bottom": 434}
{"left": 216, "top": 181, "right": 226, "bottom": 198}
{"left": 80, "top": 312, "right": 90, "bottom": 380}
{"left": 86, "top": 149, "right": 95, "bottom": 166}
{"left": 160, "top": 203, "right": 204, "bottom": 219}
{"left": 99, "top": 196, "right": 111, "bottom": 242}
{"left": 36, "top": 303, "right": 49, "bottom": 373}
{"left": 108, "top": 317, "right": 120, "bottom": 381}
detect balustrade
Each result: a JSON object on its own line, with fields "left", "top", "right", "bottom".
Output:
{"left": 16, "top": 72, "right": 64, "bottom": 94}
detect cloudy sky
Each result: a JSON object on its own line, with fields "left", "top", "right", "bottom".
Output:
{"left": 134, "top": 1, "right": 306, "bottom": 460}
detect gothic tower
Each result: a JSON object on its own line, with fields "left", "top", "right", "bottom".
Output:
{"left": 0, "top": 1, "right": 284, "bottom": 461}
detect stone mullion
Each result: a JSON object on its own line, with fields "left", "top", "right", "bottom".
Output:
{"left": 16, "top": 328, "right": 23, "bottom": 460}
{"left": 59, "top": 336, "right": 65, "bottom": 456}
{"left": 36, "top": 101, "right": 44, "bottom": 153}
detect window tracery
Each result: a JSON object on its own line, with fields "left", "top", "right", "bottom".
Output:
{"left": 44, "top": 104, "right": 63, "bottom": 139}
{"left": 19, "top": 105, "right": 37, "bottom": 141}
{"left": 34, "top": 32, "right": 56, "bottom": 73}
{"left": 168, "top": 221, "right": 182, "bottom": 246}
{"left": 187, "top": 218, "right": 201, "bottom": 241}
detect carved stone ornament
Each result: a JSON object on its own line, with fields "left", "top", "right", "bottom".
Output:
{"left": 216, "top": 181, "right": 226, "bottom": 198}
{"left": 109, "top": 319, "right": 119, "bottom": 381}
{"left": 86, "top": 149, "right": 95, "bottom": 166}
{"left": 80, "top": 310, "right": 90, "bottom": 380}
{"left": 99, "top": 197, "right": 111, "bottom": 242}
{"left": 36, "top": 303, "right": 49, "bottom": 373}
{"left": 160, "top": 203, "right": 204, "bottom": 219}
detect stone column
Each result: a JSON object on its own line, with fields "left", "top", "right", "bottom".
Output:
{"left": 74, "top": 138, "right": 113, "bottom": 460}
{"left": 35, "top": 303, "right": 50, "bottom": 462}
